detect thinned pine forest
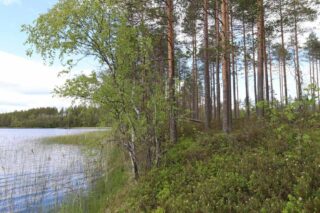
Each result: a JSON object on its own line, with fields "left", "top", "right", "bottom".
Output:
{"left": 16, "top": 0, "right": 320, "bottom": 211}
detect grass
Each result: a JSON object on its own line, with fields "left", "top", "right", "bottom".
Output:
{"left": 58, "top": 143, "right": 130, "bottom": 213}
{"left": 42, "top": 131, "right": 131, "bottom": 213}
{"left": 42, "top": 131, "right": 110, "bottom": 146}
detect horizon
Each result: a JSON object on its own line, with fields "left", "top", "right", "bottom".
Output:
{"left": 0, "top": 0, "right": 320, "bottom": 113}
{"left": 0, "top": 0, "right": 71, "bottom": 113}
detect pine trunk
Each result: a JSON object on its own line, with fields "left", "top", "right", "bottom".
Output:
{"left": 221, "top": 0, "right": 231, "bottom": 132}
{"left": 192, "top": 32, "right": 199, "bottom": 120}
{"left": 269, "top": 46, "right": 274, "bottom": 102}
{"left": 204, "top": 0, "right": 211, "bottom": 129}
{"left": 166, "top": 0, "right": 177, "bottom": 143}
{"left": 279, "top": 59, "right": 284, "bottom": 105}
{"left": 293, "top": 3, "right": 302, "bottom": 100}
{"left": 252, "top": 24, "right": 257, "bottom": 106}
{"left": 280, "top": 0, "right": 288, "bottom": 105}
{"left": 257, "top": 0, "right": 265, "bottom": 117}
{"left": 264, "top": 39, "right": 269, "bottom": 103}
{"left": 231, "top": 13, "right": 237, "bottom": 119}
{"left": 212, "top": 63, "right": 216, "bottom": 119}
{"left": 215, "top": 0, "right": 221, "bottom": 123}
{"left": 243, "top": 18, "right": 250, "bottom": 117}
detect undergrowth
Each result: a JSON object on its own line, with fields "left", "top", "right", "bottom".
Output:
{"left": 112, "top": 111, "right": 320, "bottom": 212}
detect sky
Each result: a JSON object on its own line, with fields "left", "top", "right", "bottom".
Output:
{"left": 0, "top": 0, "right": 319, "bottom": 113}
{"left": 0, "top": 0, "right": 78, "bottom": 113}
{"left": 0, "top": 0, "right": 66, "bottom": 113}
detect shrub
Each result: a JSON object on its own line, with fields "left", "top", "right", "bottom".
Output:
{"left": 120, "top": 122, "right": 320, "bottom": 212}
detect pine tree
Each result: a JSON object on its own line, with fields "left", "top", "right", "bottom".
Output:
{"left": 166, "top": 0, "right": 177, "bottom": 143}
{"left": 221, "top": 0, "right": 231, "bottom": 132}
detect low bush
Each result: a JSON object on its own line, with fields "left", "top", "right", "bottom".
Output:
{"left": 117, "top": 122, "right": 320, "bottom": 212}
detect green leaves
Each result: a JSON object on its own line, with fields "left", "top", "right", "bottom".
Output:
{"left": 54, "top": 72, "right": 99, "bottom": 101}
{"left": 23, "top": 0, "right": 118, "bottom": 68}
{"left": 24, "top": 0, "right": 172, "bottom": 178}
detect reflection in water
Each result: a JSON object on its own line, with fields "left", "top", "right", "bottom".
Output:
{"left": 0, "top": 129, "right": 102, "bottom": 212}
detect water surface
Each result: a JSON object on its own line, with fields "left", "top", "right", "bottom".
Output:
{"left": 0, "top": 128, "right": 102, "bottom": 212}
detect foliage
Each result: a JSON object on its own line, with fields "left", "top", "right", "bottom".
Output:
{"left": 23, "top": 0, "right": 172, "bottom": 178}
{"left": 265, "top": 88, "right": 320, "bottom": 129}
{"left": 0, "top": 106, "right": 105, "bottom": 128}
{"left": 112, "top": 116, "right": 320, "bottom": 212}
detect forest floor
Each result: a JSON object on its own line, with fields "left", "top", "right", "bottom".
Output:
{"left": 44, "top": 117, "right": 320, "bottom": 212}
{"left": 108, "top": 118, "right": 320, "bottom": 212}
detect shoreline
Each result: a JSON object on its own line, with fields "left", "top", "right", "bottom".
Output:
{"left": 0, "top": 127, "right": 110, "bottom": 129}
{"left": 41, "top": 131, "right": 130, "bottom": 213}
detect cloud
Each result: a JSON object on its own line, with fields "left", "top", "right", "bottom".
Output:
{"left": 0, "top": 51, "right": 72, "bottom": 113}
{"left": 0, "top": 100, "right": 24, "bottom": 106}
{"left": 0, "top": 0, "right": 21, "bottom": 6}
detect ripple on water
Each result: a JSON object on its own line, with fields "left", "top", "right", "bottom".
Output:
{"left": 0, "top": 129, "right": 102, "bottom": 212}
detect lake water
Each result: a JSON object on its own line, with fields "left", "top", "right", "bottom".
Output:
{"left": 0, "top": 128, "right": 103, "bottom": 212}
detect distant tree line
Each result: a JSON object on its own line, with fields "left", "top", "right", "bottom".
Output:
{"left": 0, "top": 106, "right": 106, "bottom": 128}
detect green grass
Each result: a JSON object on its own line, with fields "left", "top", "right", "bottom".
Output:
{"left": 58, "top": 143, "right": 130, "bottom": 213}
{"left": 42, "top": 131, "right": 131, "bottom": 213}
{"left": 42, "top": 131, "right": 110, "bottom": 146}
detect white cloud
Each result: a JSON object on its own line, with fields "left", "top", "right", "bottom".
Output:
{"left": 0, "top": 51, "right": 72, "bottom": 112}
{"left": 0, "top": 0, "right": 21, "bottom": 6}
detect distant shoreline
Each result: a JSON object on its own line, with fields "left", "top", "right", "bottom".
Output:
{"left": 0, "top": 127, "right": 110, "bottom": 129}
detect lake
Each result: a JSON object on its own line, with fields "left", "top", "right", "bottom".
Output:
{"left": 0, "top": 128, "right": 103, "bottom": 212}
